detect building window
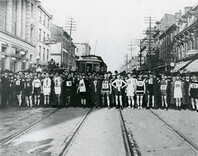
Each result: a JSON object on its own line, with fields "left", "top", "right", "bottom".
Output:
{"left": 47, "top": 34, "right": 49, "bottom": 40}
{"left": 47, "top": 18, "right": 50, "bottom": 28}
{"left": 39, "top": 10, "right": 42, "bottom": 23}
{"left": 31, "top": 3, "right": 34, "bottom": 18}
{"left": 30, "top": 28, "right": 33, "bottom": 42}
{"left": 0, "top": 1, "right": 6, "bottom": 30}
{"left": 43, "top": 31, "right": 45, "bottom": 42}
{"left": 22, "top": 62, "right": 26, "bottom": 70}
{"left": 39, "top": 29, "right": 41, "bottom": 40}
{"left": 39, "top": 46, "right": 41, "bottom": 57}
{"left": 47, "top": 49, "right": 49, "bottom": 60}
{"left": 43, "top": 14, "right": 46, "bottom": 26}
{"left": 43, "top": 48, "right": 45, "bottom": 61}
{"left": 12, "top": 0, "right": 17, "bottom": 35}
{"left": 30, "top": 54, "right": 33, "bottom": 61}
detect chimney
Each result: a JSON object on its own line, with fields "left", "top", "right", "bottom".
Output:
{"left": 185, "top": 7, "right": 193, "bottom": 14}
{"left": 175, "top": 10, "right": 182, "bottom": 22}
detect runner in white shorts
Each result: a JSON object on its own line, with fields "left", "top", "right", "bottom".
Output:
{"left": 43, "top": 72, "right": 51, "bottom": 106}
{"left": 54, "top": 72, "right": 62, "bottom": 107}
{"left": 126, "top": 72, "right": 137, "bottom": 109}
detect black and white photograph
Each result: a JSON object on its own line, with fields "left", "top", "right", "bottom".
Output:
{"left": 1, "top": 0, "right": 198, "bottom": 155}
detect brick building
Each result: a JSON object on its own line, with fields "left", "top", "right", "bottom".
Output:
{"left": 50, "top": 24, "right": 76, "bottom": 70}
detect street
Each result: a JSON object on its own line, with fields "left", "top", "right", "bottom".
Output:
{"left": 1, "top": 107, "right": 198, "bottom": 156}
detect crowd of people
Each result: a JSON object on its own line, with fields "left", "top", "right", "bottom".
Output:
{"left": 0, "top": 69, "right": 198, "bottom": 111}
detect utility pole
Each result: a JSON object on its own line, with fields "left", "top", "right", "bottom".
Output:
{"left": 137, "top": 39, "right": 142, "bottom": 71}
{"left": 128, "top": 40, "right": 136, "bottom": 60}
{"left": 144, "top": 16, "right": 155, "bottom": 55}
{"left": 135, "top": 39, "right": 142, "bottom": 71}
{"left": 65, "top": 18, "right": 77, "bottom": 70}
{"left": 126, "top": 53, "right": 129, "bottom": 71}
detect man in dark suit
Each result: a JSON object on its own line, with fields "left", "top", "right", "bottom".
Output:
{"left": 91, "top": 74, "right": 102, "bottom": 108}
{"left": 1, "top": 71, "right": 10, "bottom": 107}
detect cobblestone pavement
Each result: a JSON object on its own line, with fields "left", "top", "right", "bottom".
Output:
{"left": 1, "top": 107, "right": 198, "bottom": 156}
{"left": 152, "top": 109, "right": 198, "bottom": 149}
{"left": 0, "top": 107, "right": 90, "bottom": 156}
{"left": 122, "top": 109, "right": 197, "bottom": 156}
{"left": 65, "top": 108, "right": 126, "bottom": 156}
{"left": 0, "top": 107, "right": 56, "bottom": 144}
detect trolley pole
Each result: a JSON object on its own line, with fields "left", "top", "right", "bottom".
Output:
{"left": 65, "top": 18, "right": 77, "bottom": 71}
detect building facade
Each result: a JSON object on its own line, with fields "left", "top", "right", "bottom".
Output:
{"left": 0, "top": 0, "right": 52, "bottom": 72}
{"left": 50, "top": 24, "right": 76, "bottom": 70}
{"left": 174, "top": 6, "right": 198, "bottom": 61}
{"left": 0, "top": 0, "right": 39, "bottom": 72}
{"left": 36, "top": 5, "right": 52, "bottom": 67}
{"left": 74, "top": 43, "right": 91, "bottom": 57}
{"left": 156, "top": 24, "right": 177, "bottom": 73}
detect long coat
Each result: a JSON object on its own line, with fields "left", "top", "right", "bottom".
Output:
{"left": 91, "top": 80, "right": 102, "bottom": 107}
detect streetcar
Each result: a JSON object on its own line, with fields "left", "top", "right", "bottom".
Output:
{"left": 76, "top": 55, "right": 107, "bottom": 73}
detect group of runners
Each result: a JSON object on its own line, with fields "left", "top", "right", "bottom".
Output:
{"left": 1, "top": 70, "right": 198, "bottom": 111}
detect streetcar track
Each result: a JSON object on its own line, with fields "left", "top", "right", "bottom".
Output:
{"left": 150, "top": 109, "right": 198, "bottom": 154}
{"left": 0, "top": 108, "right": 60, "bottom": 147}
{"left": 119, "top": 109, "right": 139, "bottom": 156}
{"left": 59, "top": 108, "right": 93, "bottom": 156}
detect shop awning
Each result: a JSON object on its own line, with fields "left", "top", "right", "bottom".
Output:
{"left": 184, "top": 59, "right": 198, "bottom": 72}
{"left": 171, "top": 60, "right": 191, "bottom": 73}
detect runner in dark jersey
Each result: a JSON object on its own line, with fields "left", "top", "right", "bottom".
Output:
{"left": 136, "top": 74, "right": 146, "bottom": 110}
{"left": 101, "top": 73, "right": 112, "bottom": 108}
{"left": 189, "top": 75, "right": 198, "bottom": 111}
{"left": 24, "top": 74, "right": 33, "bottom": 108}
{"left": 160, "top": 75, "right": 168, "bottom": 110}
{"left": 15, "top": 74, "right": 23, "bottom": 107}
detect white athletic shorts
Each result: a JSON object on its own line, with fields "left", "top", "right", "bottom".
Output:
{"left": 55, "top": 86, "right": 61, "bottom": 95}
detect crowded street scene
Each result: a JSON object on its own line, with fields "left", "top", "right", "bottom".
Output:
{"left": 1, "top": 0, "right": 198, "bottom": 156}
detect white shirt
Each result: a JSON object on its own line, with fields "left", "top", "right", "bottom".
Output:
{"left": 43, "top": 77, "right": 51, "bottom": 88}
{"left": 79, "top": 79, "right": 86, "bottom": 92}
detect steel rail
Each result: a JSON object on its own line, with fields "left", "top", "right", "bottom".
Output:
{"left": 119, "top": 109, "right": 139, "bottom": 156}
{"left": 59, "top": 108, "right": 93, "bottom": 156}
{"left": 0, "top": 108, "right": 59, "bottom": 147}
{"left": 150, "top": 110, "right": 198, "bottom": 154}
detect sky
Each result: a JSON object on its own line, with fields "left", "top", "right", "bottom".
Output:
{"left": 41, "top": 0, "right": 198, "bottom": 71}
